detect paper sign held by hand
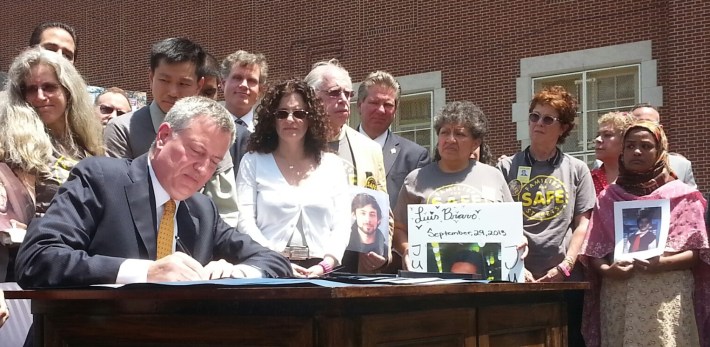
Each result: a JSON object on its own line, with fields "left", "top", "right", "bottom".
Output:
{"left": 408, "top": 202, "right": 524, "bottom": 282}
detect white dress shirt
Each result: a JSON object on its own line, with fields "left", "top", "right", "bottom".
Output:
{"left": 236, "top": 152, "right": 351, "bottom": 263}
{"left": 116, "top": 160, "right": 178, "bottom": 283}
{"left": 235, "top": 109, "right": 255, "bottom": 132}
{"left": 116, "top": 160, "right": 261, "bottom": 284}
{"left": 358, "top": 124, "right": 388, "bottom": 149}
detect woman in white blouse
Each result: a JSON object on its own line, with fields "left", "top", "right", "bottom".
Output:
{"left": 237, "top": 80, "right": 350, "bottom": 277}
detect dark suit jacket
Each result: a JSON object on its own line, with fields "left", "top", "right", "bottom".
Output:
{"left": 382, "top": 132, "right": 430, "bottom": 209}
{"left": 15, "top": 155, "right": 292, "bottom": 288}
{"left": 231, "top": 121, "right": 251, "bottom": 177}
{"left": 104, "top": 105, "right": 154, "bottom": 159}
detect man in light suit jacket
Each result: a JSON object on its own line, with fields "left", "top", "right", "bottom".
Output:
{"left": 305, "top": 60, "right": 391, "bottom": 273}
{"left": 15, "top": 97, "right": 292, "bottom": 288}
{"left": 104, "top": 38, "right": 241, "bottom": 226}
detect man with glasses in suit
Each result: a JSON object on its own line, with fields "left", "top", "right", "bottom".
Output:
{"left": 94, "top": 87, "right": 132, "bottom": 127}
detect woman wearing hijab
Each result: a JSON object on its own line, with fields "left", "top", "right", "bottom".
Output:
{"left": 580, "top": 121, "right": 709, "bottom": 346}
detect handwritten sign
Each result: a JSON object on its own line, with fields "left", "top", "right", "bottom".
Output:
{"left": 408, "top": 202, "right": 524, "bottom": 282}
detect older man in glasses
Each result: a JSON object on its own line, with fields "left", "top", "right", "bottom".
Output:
{"left": 94, "top": 87, "right": 132, "bottom": 127}
{"left": 304, "top": 59, "right": 392, "bottom": 274}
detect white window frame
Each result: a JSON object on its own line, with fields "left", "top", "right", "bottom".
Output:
{"left": 532, "top": 65, "right": 641, "bottom": 163}
{"left": 513, "top": 41, "right": 662, "bottom": 151}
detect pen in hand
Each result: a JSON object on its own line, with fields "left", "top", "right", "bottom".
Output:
{"left": 175, "top": 236, "right": 192, "bottom": 257}
{"left": 324, "top": 265, "right": 345, "bottom": 276}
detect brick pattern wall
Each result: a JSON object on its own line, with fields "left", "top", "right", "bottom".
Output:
{"left": 2, "top": 0, "right": 709, "bottom": 191}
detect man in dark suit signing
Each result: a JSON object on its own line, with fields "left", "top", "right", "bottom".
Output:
{"left": 356, "top": 71, "right": 430, "bottom": 273}
{"left": 15, "top": 96, "right": 292, "bottom": 288}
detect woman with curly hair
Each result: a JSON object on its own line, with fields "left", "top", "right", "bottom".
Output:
{"left": 236, "top": 79, "right": 350, "bottom": 277}
{"left": 0, "top": 47, "right": 103, "bottom": 280}
{"left": 591, "top": 111, "right": 635, "bottom": 195}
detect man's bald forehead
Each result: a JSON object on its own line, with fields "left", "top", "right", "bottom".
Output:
{"left": 632, "top": 106, "right": 660, "bottom": 123}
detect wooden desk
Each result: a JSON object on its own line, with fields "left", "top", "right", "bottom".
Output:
{"left": 6, "top": 282, "right": 587, "bottom": 346}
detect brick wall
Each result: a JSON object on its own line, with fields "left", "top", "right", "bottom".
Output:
{"left": 2, "top": 0, "right": 709, "bottom": 190}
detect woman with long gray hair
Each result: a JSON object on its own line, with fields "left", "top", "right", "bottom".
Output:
{"left": 0, "top": 47, "right": 103, "bottom": 280}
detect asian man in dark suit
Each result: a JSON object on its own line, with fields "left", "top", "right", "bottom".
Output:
{"left": 356, "top": 71, "right": 430, "bottom": 273}
{"left": 15, "top": 96, "right": 292, "bottom": 288}
{"left": 103, "top": 38, "right": 241, "bottom": 227}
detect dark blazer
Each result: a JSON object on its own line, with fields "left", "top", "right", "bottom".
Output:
{"left": 382, "top": 132, "right": 430, "bottom": 209}
{"left": 15, "top": 155, "right": 292, "bottom": 288}
{"left": 104, "top": 105, "right": 154, "bottom": 159}
{"left": 231, "top": 121, "right": 251, "bottom": 176}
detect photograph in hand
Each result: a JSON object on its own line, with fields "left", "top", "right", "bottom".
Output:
{"left": 345, "top": 187, "right": 390, "bottom": 260}
{"left": 613, "top": 199, "right": 670, "bottom": 262}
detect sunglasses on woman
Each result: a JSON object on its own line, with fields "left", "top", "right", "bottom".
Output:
{"left": 274, "top": 110, "right": 308, "bottom": 119}
{"left": 529, "top": 112, "right": 560, "bottom": 125}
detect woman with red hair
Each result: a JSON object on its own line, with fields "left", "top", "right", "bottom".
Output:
{"left": 497, "top": 86, "right": 595, "bottom": 282}
{"left": 497, "top": 86, "right": 595, "bottom": 346}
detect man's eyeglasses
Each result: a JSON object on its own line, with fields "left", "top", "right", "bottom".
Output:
{"left": 319, "top": 88, "right": 355, "bottom": 99}
{"left": 22, "top": 82, "right": 62, "bottom": 98}
{"left": 275, "top": 110, "right": 308, "bottom": 120}
{"left": 529, "top": 112, "right": 560, "bottom": 125}
{"left": 99, "top": 105, "right": 129, "bottom": 116}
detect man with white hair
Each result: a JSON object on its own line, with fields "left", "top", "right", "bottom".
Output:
{"left": 305, "top": 59, "right": 391, "bottom": 273}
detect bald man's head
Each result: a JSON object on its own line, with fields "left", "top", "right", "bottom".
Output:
{"left": 630, "top": 103, "right": 660, "bottom": 123}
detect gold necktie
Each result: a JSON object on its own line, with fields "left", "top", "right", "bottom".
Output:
{"left": 156, "top": 199, "right": 176, "bottom": 259}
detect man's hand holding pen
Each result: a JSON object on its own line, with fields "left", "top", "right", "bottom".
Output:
{"left": 145, "top": 236, "right": 261, "bottom": 282}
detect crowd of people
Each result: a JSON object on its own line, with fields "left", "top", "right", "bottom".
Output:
{"left": 0, "top": 21, "right": 708, "bottom": 346}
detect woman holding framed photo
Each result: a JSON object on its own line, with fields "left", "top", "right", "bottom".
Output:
{"left": 581, "top": 121, "right": 709, "bottom": 346}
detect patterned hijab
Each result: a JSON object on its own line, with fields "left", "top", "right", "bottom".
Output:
{"left": 616, "top": 121, "right": 676, "bottom": 196}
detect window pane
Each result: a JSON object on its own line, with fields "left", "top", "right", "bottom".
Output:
{"left": 394, "top": 92, "right": 432, "bottom": 150}
{"left": 533, "top": 65, "right": 640, "bottom": 168}
{"left": 533, "top": 73, "right": 583, "bottom": 110}
{"left": 559, "top": 113, "right": 583, "bottom": 153}
{"left": 587, "top": 65, "right": 639, "bottom": 112}
{"left": 586, "top": 110, "right": 602, "bottom": 151}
